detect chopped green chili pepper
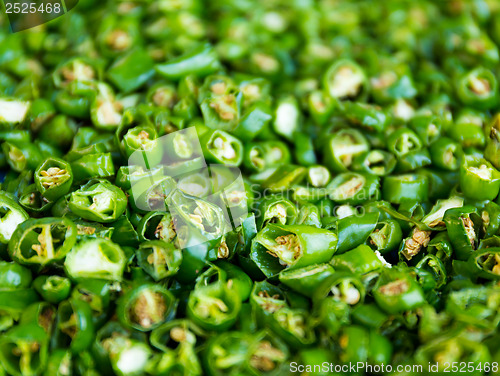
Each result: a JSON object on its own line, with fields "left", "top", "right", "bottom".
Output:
{"left": 33, "top": 276, "right": 71, "bottom": 304}
{"left": 156, "top": 44, "right": 222, "bottom": 80}
{"left": 456, "top": 67, "right": 499, "bottom": 110}
{"left": 64, "top": 238, "right": 126, "bottom": 281}
{"left": 459, "top": 155, "right": 500, "bottom": 201}
{"left": 315, "top": 272, "right": 366, "bottom": 307}
{"left": 334, "top": 212, "right": 379, "bottom": 254}
{"left": 323, "top": 59, "right": 367, "bottom": 101}
{"left": 0, "top": 191, "right": 29, "bottom": 244}
{"left": 368, "top": 219, "right": 403, "bottom": 254}
{"left": 187, "top": 281, "right": 241, "bottom": 332}
{"left": 9, "top": 217, "right": 77, "bottom": 267}
{"left": 323, "top": 129, "right": 370, "bottom": 173}
{"left": 57, "top": 298, "right": 94, "bottom": 353}
{"left": 373, "top": 268, "right": 426, "bottom": 314}
{"left": 2, "top": 1, "right": 500, "bottom": 371}
{"left": 0, "top": 323, "right": 49, "bottom": 376}
{"left": 135, "top": 241, "right": 182, "bottom": 281}
{"left": 69, "top": 180, "right": 128, "bottom": 223}
{"left": 117, "top": 284, "right": 177, "bottom": 332}
{"left": 254, "top": 224, "right": 337, "bottom": 276}
{"left": 444, "top": 206, "right": 482, "bottom": 261}
{"left": 201, "top": 129, "right": 243, "bottom": 167}
{"left": 331, "top": 244, "right": 389, "bottom": 275}
{"left": 382, "top": 174, "right": 429, "bottom": 204}
{"left": 326, "top": 172, "right": 380, "bottom": 205}
{"left": 34, "top": 158, "right": 73, "bottom": 202}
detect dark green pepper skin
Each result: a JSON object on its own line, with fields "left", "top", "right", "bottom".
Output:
{"left": 56, "top": 299, "right": 94, "bottom": 353}
{"left": 444, "top": 206, "right": 481, "bottom": 261}
{"left": 19, "top": 302, "right": 56, "bottom": 336}
{"left": 485, "top": 114, "right": 500, "bottom": 169}
{"left": 256, "top": 195, "right": 297, "bottom": 230}
{"left": 330, "top": 245, "right": 386, "bottom": 275}
{"left": 0, "top": 322, "right": 49, "bottom": 376}
{"left": 339, "top": 325, "right": 370, "bottom": 363}
{"left": 481, "top": 201, "right": 500, "bottom": 237}
{"left": 334, "top": 212, "right": 379, "bottom": 254}
{"left": 343, "top": 102, "right": 389, "bottom": 133}
{"left": 427, "top": 231, "right": 453, "bottom": 261}
{"left": 253, "top": 224, "right": 338, "bottom": 277}
{"left": 429, "top": 137, "right": 463, "bottom": 171}
{"left": 293, "top": 132, "right": 318, "bottom": 167}
{"left": 415, "top": 254, "right": 447, "bottom": 290}
{"left": 38, "top": 115, "right": 76, "bottom": 150}
{"left": 351, "top": 304, "right": 389, "bottom": 329}
{"left": 71, "top": 279, "right": 111, "bottom": 326}
{"left": 369, "top": 330, "right": 393, "bottom": 365}
{"left": 2, "top": 141, "right": 44, "bottom": 172}
{"left": 459, "top": 156, "right": 500, "bottom": 201}
{"left": 234, "top": 102, "right": 272, "bottom": 142}
{"left": 467, "top": 248, "right": 500, "bottom": 280}
{"left": 0, "top": 261, "right": 37, "bottom": 332}
{"left": 34, "top": 157, "right": 73, "bottom": 202}
{"left": 316, "top": 298, "right": 350, "bottom": 337}
{"left": 455, "top": 67, "right": 499, "bottom": 110}
{"left": 67, "top": 150, "right": 115, "bottom": 183}
{"left": 54, "top": 90, "right": 91, "bottom": 119}
{"left": 33, "top": 275, "right": 71, "bottom": 304}
{"left": 0, "top": 288, "right": 39, "bottom": 323}
{"left": 136, "top": 240, "right": 182, "bottom": 281}
{"left": 373, "top": 268, "right": 426, "bottom": 314}
{"left": 279, "top": 263, "right": 335, "bottom": 297}
{"left": 8, "top": 217, "right": 77, "bottom": 267}
{"left": 395, "top": 149, "right": 432, "bottom": 173}
{"left": 367, "top": 219, "right": 403, "bottom": 254}
{"left": 156, "top": 43, "right": 222, "bottom": 80}
{"left": 382, "top": 174, "right": 429, "bottom": 204}
{"left": 108, "top": 48, "right": 155, "bottom": 93}
{"left": 0, "top": 261, "right": 32, "bottom": 289}
{"left": 418, "top": 168, "right": 459, "bottom": 200}
{"left": 19, "top": 184, "right": 54, "bottom": 214}
{"left": 69, "top": 180, "right": 127, "bottom": 223}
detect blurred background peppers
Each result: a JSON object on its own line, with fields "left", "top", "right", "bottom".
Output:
{"left": 0, "top": 0, "right": 499, "bottom": 374}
